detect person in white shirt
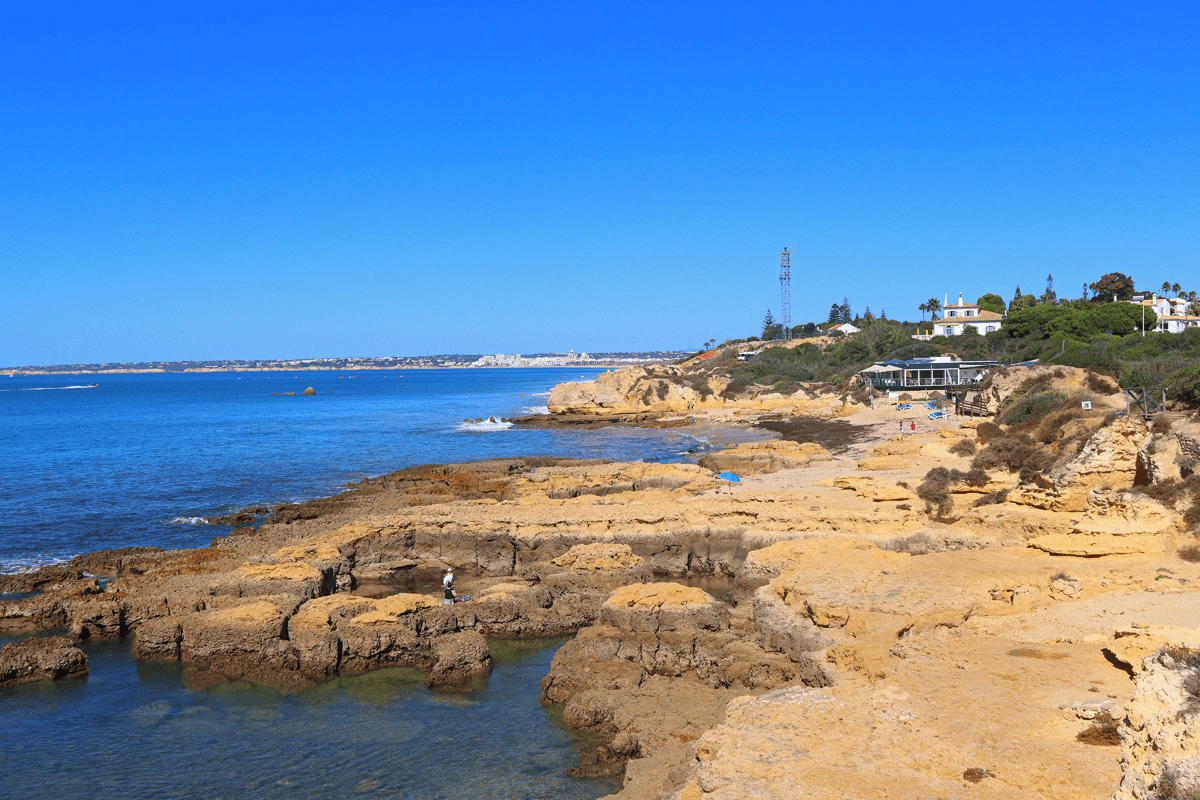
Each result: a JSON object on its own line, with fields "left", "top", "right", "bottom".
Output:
{"left": 442, "top": 568, "right": 455, "bottom": 605}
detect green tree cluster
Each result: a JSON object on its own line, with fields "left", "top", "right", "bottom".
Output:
{"left": 1003, "top": 302, "right": 1155, "bottom": 339}
{"left": 976, "top": 294, "right": 1006, "bottom": 314}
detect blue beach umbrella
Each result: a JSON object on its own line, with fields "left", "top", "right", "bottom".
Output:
{"left": 717, "top": 472, "right": 741, "bottom": 482}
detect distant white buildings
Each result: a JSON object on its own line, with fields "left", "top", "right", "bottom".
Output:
{"left": 828, "top": 322, "right": 861, "bottom": 335}
{"left": 471, "top": 351, "right": 595, "bottom": 367}
{"left": 1128, "top": 294, "right": 1200, "bottom": 334}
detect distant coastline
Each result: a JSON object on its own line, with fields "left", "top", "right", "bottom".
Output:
{"left": 2, "top": 351, "right": 689, "bottom": 376}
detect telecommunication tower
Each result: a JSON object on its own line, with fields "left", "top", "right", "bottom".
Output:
{"left": 779, "top": 247, "right": 792, "bottom": 340}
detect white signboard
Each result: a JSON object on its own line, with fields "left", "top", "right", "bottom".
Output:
{"left": 1081, "top": 401, "right": 1092, "bottom": 410}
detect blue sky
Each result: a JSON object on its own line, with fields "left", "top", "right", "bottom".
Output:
{"left": 3, "top": 2, "right": 1198, "bottom": 364}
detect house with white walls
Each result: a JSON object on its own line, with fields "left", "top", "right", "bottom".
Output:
{"left": 932, "top": 293, "right": 1005, "bottom": 336}
{"left": 1128, "top": 294, "right": 1200, "bottom": 334}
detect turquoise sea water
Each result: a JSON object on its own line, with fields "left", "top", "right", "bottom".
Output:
{"left": 0, "top": 368, "right": 718, "bottom": 799}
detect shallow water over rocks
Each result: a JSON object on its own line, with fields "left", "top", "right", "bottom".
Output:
{"left": 0, "top": 633, "right": 620, "bottom": 800}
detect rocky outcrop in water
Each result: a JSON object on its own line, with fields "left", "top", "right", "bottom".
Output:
{"left": 0, "top": 636, "right": 88, "bottom": 688}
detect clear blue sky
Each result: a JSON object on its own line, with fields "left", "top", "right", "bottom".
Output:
{"left": 3, "top": 2, "right": 1198, "bottom": 365}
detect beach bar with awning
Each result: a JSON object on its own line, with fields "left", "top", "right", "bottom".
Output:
{"left": 858, "top": 356, "right": 1001, "bottom": 390}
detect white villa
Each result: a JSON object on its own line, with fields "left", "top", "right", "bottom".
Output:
{"left": 829, "top": 322, "right": 861, "bottom": 335}
{"left": 1128, "top": 294, "right": 1200, "bottom": 334}
{"left": 932, "top": 293, "right": 1005, "bottom": 336}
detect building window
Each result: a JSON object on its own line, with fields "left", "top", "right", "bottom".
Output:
{"left": 986, "top": 326, "right": 996, "bottom": 333}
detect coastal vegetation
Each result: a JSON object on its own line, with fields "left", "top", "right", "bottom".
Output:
{"left": 693, "top": 272, "right": 1200, "bottom": 408}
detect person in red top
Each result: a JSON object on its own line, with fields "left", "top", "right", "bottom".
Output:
{"left": 910, "top": 421, "right": 916, "bottom": 433}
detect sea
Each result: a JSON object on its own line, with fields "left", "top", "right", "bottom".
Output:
{"left": 0, "top": 368, "right": 723, "bottom": 799}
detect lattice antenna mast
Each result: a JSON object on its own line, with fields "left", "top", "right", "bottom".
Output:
{"left": 779, "top": 247, "right": 792, "bottom": 340}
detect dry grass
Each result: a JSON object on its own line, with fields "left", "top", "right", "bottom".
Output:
{"left": 1076, "top": 712, "right": 1121, "bottom": 746}
{"left": 1156, "top": 767, "right": 1200, "bottom": 800}
{"left": 962, "top": 768, "right": 995, "bottom": 784}
{"left": 948, "top": 438, "right": 976, "bottom": 457}
{"left": 878, "top": 533, "right": 942, "bottom": 556}
{"left": 972, "top": 489, "right": 1010, "bottom": 507}
{"left": 915, "top": 467, "right": 990, "bottom": 518}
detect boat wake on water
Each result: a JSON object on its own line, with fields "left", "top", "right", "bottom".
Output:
{"left": 1, "top": 384, "right": 99, "bottom": 391}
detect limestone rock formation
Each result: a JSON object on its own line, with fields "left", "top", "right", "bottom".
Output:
{"left": 1113, "top": 647, "right": 1200, "bottom": 800}
{"left": 1019, "top": 416, "right": 1148, "bottom": 512}
{"left": 551, "top": 542, "right": 645, "bottom": 572}
{"left": 1029, "top": 489, "right": 1175, "bottom": 556}
{"left": 540, "top": 582, "right": 827, "bottom": 787}
{"left": 424, "top": 630, "right": 493, "bottom": 688}
{"left": 0, "top": 636, "right": 88, "bottom": 688}
{"left": 698, "top": 440, "right": 830, "bottom": 475}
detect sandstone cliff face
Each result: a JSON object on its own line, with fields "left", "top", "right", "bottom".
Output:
{"left": 1113, "top": 647, "right": 1200, "bottom": 800}
{"left": 1029, "top": 489, "right": 1175, "bottom": 556}
{"left": 548, "top": 367, "right": 725, "bottom": 415}
{"left": 1017, "top": 416, "right": 1147, "bottom": 512}
{"left": 545, "top": 362, "right": 851, "bottom": 417}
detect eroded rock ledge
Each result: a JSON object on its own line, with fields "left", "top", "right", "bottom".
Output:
{"left": 0, "top": 636, "right": 88, "bottom": 688}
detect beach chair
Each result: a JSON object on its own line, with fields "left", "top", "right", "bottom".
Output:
{"left": 896, "top": 403, "right": 911, "bottom": 410}
{"left": 925, "top": 401, "right": 938, "bottom": 410}
{"left": 928, "top": 410, "right": 948, "bottom": 420}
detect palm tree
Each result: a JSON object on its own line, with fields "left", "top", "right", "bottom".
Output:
{"left": 918, "top": 301, "right": 929, "bottom": 321}
{"left": 1162, "top": 281, "right": 1172, "bottom": 295}
{"left": 927, "top": 297, "right": 942, "bottom": 320}
{"left": 1172, "top": 282, "right": 1182, "bottom": 297}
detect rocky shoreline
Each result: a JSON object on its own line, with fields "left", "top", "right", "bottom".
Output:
{"left": 5, "top": 363, "right": 1200, "bottom": 799}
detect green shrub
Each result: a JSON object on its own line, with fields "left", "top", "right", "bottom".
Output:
{"left": 1170, "top": 364, "right": 1200, "bottom": 408}
{"left": 1000, "top": 391, "right": 1070, "bottom": 426}
{"left": 1053, "top": 345, "right": 1122, "bottom": 376}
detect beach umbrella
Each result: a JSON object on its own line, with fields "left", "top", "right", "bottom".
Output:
{"left": 717, "top": 472, "right": 741, "bottom": 482}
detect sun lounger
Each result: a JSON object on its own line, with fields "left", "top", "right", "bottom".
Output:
{"left": 925, "top": 401, "right": 938, "bottom": 410}
{"left": 928, "top": 410, "right": 948, "bottom": 420}
{"left": 896, "top": 403, "right": 911, "bottom": 410}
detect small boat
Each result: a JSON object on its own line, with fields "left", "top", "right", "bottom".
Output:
{"left": 87, "top": 383, "right": 99, "bottom": 388}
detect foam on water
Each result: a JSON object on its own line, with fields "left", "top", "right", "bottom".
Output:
{"left": 167, "top": 516, "right": 210, "bottom": 525}
{"left": 456, "top": 419, "right": 514, "bottom": 432}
